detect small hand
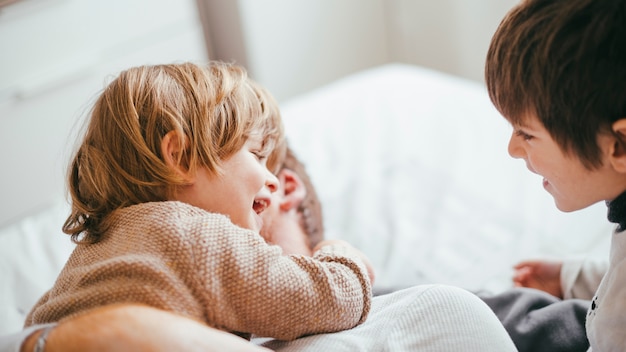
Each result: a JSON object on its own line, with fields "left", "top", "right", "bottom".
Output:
{"left": 512, "top": 259, "right": 563, "bottom": 298}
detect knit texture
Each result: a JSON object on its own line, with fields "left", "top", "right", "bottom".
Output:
{"left": 24, "top": 201, "right": 371, "bottom": 341}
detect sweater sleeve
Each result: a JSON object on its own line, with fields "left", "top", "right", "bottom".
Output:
{"left": 561, "top": 258, "right": 608, "bottom": 300}
{"left": 187, "top": 214, "right": 372, "bottom": 341}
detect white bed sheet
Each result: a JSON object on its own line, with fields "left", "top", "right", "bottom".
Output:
{"left": 279, "top": 63, "right": 613, "bottom": 293}
{"left": 0, "top": 63, "right": 614, "bottom": 335}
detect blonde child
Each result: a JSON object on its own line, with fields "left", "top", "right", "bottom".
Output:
{"left": 485, "top": 0, "right": 626, "bottom": 350}
{"left": 23, "top": 61, "right": 373, "bottom": 341}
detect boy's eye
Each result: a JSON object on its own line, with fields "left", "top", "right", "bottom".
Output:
{"left": 515, "top": 130, "right": 534, "bottom": 141}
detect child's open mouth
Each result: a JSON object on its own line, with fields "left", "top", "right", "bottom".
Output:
{"left": 253, "top": 198, "right": 269, "bottom": 214}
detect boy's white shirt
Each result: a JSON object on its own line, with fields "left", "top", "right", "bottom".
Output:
{"left": 561, "top": 258, "right": 608, "bottom": 300}
{"left": 579, "top": 227, "right": 626, "bottom": 351}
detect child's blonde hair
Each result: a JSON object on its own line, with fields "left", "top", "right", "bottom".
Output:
{"left": 64, "top": 61, "right": 285, "bottom": 243}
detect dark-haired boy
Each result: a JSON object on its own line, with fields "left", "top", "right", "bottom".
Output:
{"left": 483, "top": 0, "right": 626, "bottom": 350}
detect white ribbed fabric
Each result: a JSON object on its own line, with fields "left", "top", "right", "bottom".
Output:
{"left": 260, "top": 284, "right": 517, "bottom": 351}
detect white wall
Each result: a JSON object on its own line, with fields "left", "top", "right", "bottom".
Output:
{"left": 238, "top": 0, "right": 389, "bottom": 103}
{"left": 386, "top": 0, "right": 520, "bottom": 83}
{"left": 201, "top": 0, "right": 520, "bottom": 102}
{"left": 199, "top": 0, "right": 389, "bottom": 103}
{"left": 0, "top": 0, "right": 208, "bottom": 226}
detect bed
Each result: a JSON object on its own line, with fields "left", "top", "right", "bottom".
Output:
{"left": 0, "top": 63, "right": 613, "bottom": 336}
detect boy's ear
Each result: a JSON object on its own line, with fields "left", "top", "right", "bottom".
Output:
{"left": 277, "top": 168, "right": 307, "bottom": 211}
{"left": 610, "top": 119, "right": 626, "bottom": 173}
{"left": 161, "top": 131, "right": 194, "bottom": 181}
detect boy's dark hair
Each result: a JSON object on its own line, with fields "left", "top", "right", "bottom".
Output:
{"left": 485, "top": 0, "right": 626, "bottom": 169}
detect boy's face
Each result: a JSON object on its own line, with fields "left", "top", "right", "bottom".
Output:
{"left": 507, "top": 113, "right": 624, "bottom": 212}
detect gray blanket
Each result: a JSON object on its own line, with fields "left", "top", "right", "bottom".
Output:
{"left": 480, "top": 287, "right": 589, "bottom": 352}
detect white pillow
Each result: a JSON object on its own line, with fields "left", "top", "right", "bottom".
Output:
{"left": 0, "top": 200, "right": 74, "bottom": 334}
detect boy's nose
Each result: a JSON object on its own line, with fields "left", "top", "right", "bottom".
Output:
{"left": 507, "top": 132, "right": 523, "bottom": 159}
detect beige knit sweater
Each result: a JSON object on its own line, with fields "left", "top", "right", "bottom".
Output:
{"left": 25, "top": 201, "right": 371, "bottom": 341}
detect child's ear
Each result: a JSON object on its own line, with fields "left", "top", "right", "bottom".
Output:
{"left": 161, "top": 131, "right": 194, "bottom": 181}
{"left": 610, "top": 119, "right": 626, "bottom": 173}
{"left": 277, "top": 168, "right": 307, "bottom": 211}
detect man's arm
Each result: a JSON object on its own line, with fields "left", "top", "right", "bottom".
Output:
{"left": 17, "top": 304, "right": 268, "bottom": 352}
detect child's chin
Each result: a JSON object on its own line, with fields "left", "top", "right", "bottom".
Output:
{"left": 253, "top": 214, "right": 264, "bottom": 233}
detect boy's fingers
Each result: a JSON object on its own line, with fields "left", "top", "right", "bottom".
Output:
{"left": 513, "top": 260, "right": 539, "bottom": 269}
{"left": 512, "top": 267, "right": 531, "bottom": 284}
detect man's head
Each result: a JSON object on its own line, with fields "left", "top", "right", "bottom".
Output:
{"left": 485, "top": 0, "right": 626, "bottom": 170}
{"left": 259, "top": 147, "right": 324, "bottom": 255}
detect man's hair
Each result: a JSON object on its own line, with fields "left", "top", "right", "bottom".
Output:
{"left": 64, "top": 61, "right": 285, "bottom": 243}
{"left": 281, "top": 148, "right": 324, "bottom": 248}
{"left": 485, "top": 0, "right": 626, "bottom": 169}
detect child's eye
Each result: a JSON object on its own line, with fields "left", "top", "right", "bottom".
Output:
{"left": 251, "top": 150, "right": 268, "bottom": 161}
{"left": 515, "top": 130, "right": 534, "bottom": 141}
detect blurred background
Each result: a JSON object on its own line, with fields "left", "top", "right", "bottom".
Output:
{"left": 197, "top": 0, "right": 519, "bottom": 101}
{"left": 0, "top": 0, "right": 519, "bottom": 226}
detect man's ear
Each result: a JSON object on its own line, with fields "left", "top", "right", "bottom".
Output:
{"left": 277, "top": 168, "right": 307, "bottom": 211}
{"left": 161, "top": 131, "right": 194, "bottom": 181}
{"left": 610, "top": 119, "right": 626, "bottom": 173}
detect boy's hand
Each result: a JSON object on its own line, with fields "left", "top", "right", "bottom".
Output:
{"left": 314, "top": 239, "right": 376, "bottom": 286}
{"left": 512, "top": 259, "right": 563, "bottom": 298}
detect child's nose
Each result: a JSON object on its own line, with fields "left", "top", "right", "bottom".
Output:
{"left": 266, "top": 170, "right": 279, "bottom": 193}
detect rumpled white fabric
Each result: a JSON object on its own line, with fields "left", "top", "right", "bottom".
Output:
{"left": 259, "top": 285, "right": 516, "bottom": 351}
{"left": 0, "top": 201, "right": 73, "bottom": 335}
